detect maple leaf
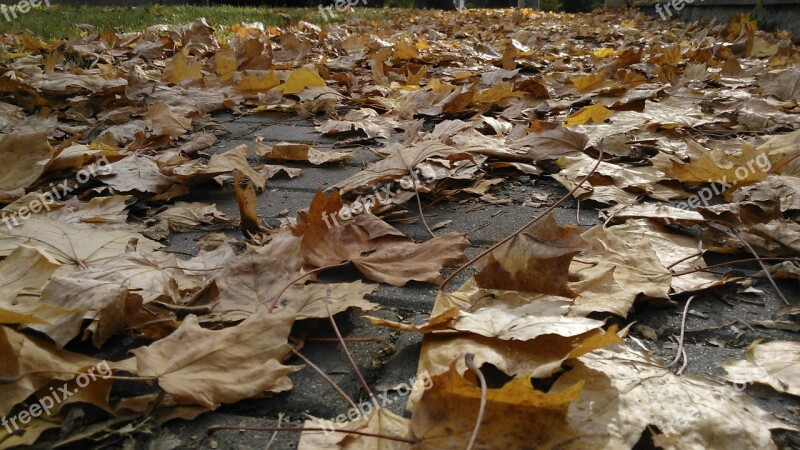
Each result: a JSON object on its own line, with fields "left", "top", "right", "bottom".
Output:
{"left": 297, "top": 190, "right": 469, "bottom": 286}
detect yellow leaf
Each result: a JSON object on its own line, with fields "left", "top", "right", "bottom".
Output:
{"left": 274, "top": 66, "right": 326, "bottom": 95}
{"left": 569, "top": 72, "right": 615, "bottom": 92}
{"left": 416, "top": 39, "right": 432, "bottom": 50}
{"left": 594, "top": 48, "right": 616, "bottom": 58}
{"left": 237, "top": 71, "right": 281, "bottom": 92}
{"left": 407, "top": 65, "right": 427, "bottom": 85}
{"left": 473, "top": 82, "right": 523, "bottom": 104}
{"left": 163, "top": 51, "right": 202, "bottom": 85}
{"left": 451, "top": 71, "right": 475, "bottom": 80}
{"left": 1, "top": 51, "right": 31, "bottom": 60}
{"left": 394, "top": 38, "right": 419, "bottom": 60}
{"left": 669, "top": 141, "right": 770, "bottom": 185}
{"left": 215, "top": 48, "right": 238, "bottom": 79}
{"left": 564, "top": 103, "right": 614, "bottom": 126}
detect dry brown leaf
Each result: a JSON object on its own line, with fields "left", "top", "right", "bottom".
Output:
{"left": 155, "top": 202, "right": 231, "bottom": 232}
{"left": 0, "top": 216, "right": 162, "bottom": 272}
{"left": 0, "top": 131, "right": 53, "bottom": 202}
{"left": 256, "top": 141, "right": 351, "bottom": 165}
{"left": 723, "top": 340, "right": 800, "bottom": 396}
{"left": 0, "top": 325, "right": 116, "bottom": 417}
{"left": 298, "top": 190, "right": 469, "bottom": 286}
{"left": 298, "top": 409, "right": 414, "bottom": 450}
{"left": 569, "top": 224, "right": 672, "bottom": 317}
{"left": 132, "top": 309, "right": 298, "bottom": 409}
{"left": 474, "top": 212, "right": 584, "bottom": 297}
{"left": 409, "top": 361, "right": 584, "bottom": 448}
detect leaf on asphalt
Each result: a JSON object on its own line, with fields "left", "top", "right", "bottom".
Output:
{"left": 132, "top": 309, "right": 299, "bottom": 409}
{"left": 723, "top": 340, "right": 800, "bottom": 396}
{"left": 409, "top": 361, "right": 584, "bottom": 448}
{"left": 298, "top": 409, "right": 414, "bottom": 450}
{"left": 569, "top": 223, "right": 672, "bottom": 317}
{"left": 255, "top": 141, "right": 351, "bottom": 165}
{"left": 0, "top": 216, "right": 162, "bottom": 271}
{"left": 453, "top": 299, "right": 605, "bottom": 341}
{"left": 333, "top": 141, "right": 465, "bottom": 194}
{"left": 154, "top": 202, "right": 232, "bottom": 232}
{"left": 297, "top": 190, "right": 469, "bottom": 286}
{"left": 474, "top": 212, "right": 584, "bottom": 297}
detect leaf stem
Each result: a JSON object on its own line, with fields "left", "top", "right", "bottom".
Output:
{"left": 207, "top": 425, "right": 418, "bottom": 444}
{"left": 440, "top": 140, "right": 605, "bottom": 291}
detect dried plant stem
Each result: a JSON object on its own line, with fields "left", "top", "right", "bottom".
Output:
{"left": 736, "top": 235, "right": 790, "bottom": 306}
{"left": 207, "top": 425, "right": 418, "bottom": 444}
{"left": 670, "top": 257, "right": 800, "bottom": 277}
{"left": 291, "top": 348, "right": 360, "bottom": 413}
{"left": 265, "top": 413, "right": 283, "bottom": 450}
{"left": 440, "top": 141, "right": 605, "bottom": 291}
{"left": 409, "top": 168, "right": 436, "bottom": 239}
{"left": 667, "top": 295, "right": 696, "bottom": 369}
{"left": 303, "top": 337, "right": 382, "bottom": 343}
{"left": 326, "top": 300, "right": 380, "bottom": 410}
{"left": 465, "top": 353, "right": 487, "bottom": 450}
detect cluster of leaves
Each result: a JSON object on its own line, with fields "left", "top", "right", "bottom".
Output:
{"left": 0, "top": 6, "right": 799, "bottom": 449}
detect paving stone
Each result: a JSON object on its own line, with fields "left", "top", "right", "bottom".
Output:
{"left": 223, "top": 121, "right": 263, "bottom": 140}
{"left": 264, "top": 164, "right": 363, "bottom": 192}
{"left": 257, "top": 124, "right": 339, "bottom": 144}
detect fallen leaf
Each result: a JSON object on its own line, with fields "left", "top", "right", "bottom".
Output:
{"left": 132, "top": 309, "right": 299, "bottom": 409}
{"left": 723, "top": 340, "right": 800, "bottom": 396}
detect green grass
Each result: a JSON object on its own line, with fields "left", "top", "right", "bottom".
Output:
{"left": 0, "top": 5, "right": 393, "bottom": 39}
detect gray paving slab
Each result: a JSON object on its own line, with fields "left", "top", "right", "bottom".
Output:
{"left": 257, "top": 123, "right": 339, "bottom": 144}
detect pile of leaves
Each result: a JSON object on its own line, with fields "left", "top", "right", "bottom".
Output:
{"left": 1, "top": 6, "right": 799, "bottom": 449}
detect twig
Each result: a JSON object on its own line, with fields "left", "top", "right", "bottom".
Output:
{"left": 677, "top": 347, "right": 689, "bottom": 376}
{"left": 207, "top": 425, "right": 417, "bottom": 444}
{"left": 576, "top": 199, "right": 587, "bottom": 226}
{"left": 736, "top": 235, "right": 790, "bottom": 306}
{"left": 302, "top": 337, "right": 383, "bottom": 343}
{"left": 290, "top": 348, "right": 360, "bottom": 413}
{"left": 670, "top": 257, "right": 800, "bottom": 277}
{"left": 465, "top": 353, "right": 487, "bottom": 450}
{"left": 667, "top": 295, "right": 696, "bottom": 369}
{"left": 410, "top": 168, "right": 436, "bottom": 239}
{"left": 440, "top": 140, "right": 606, "bottom": 291}
{"left": 265, "top": 413, "right": 283, "bottom": 450}
{"left": 145, "top": 389, "right": 165, "bottom": 418}
{"left": 268, "top": 262, "right": 351, "bottom": 313}
{"left": 326, "top": 299, "right": 380, "bottom": 410}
